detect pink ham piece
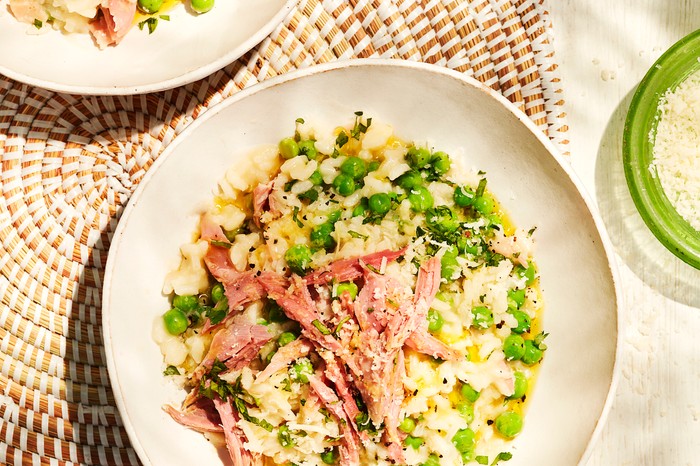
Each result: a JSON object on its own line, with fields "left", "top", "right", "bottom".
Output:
{"left": 199, "top": 214, "right": 265, "bottom": 333}
{"left": 256, "top": 338, "right": 313, "bottom": 382}
{"left": 90, "top": 0, "right": 137, "bottom": 49}
{"left": 405, "top": 257, "right": 462, "bottom": 361}
{"left": 308, "top": 374, "right": 361, "bottom": 466}
{"left": 163, "top": 399, "right": 223, "bottom": 433}
{"left": 303, "top": 247, "right": 407, "bottom": 285}
{"left": 193, "top": 315, "right": 272, "bottom": 381}
{"left": 252, "top": 182, "right": 273, "bottom": 227}
{"left": 258, "top": 272, "right": 343, "bottom": 354}
{"left": 212, "top": 397, "right": 260, "bottom": 466}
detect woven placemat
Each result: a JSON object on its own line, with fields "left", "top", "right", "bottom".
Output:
{"left": 0, "top": 0, "right": 567, "bottom": 464}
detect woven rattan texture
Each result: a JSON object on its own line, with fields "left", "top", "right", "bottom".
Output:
{"left": 0, "top": 0, "right": 567, "bottom": 464}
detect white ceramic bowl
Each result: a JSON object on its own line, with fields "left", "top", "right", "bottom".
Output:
{"left": 0, "top": 0, "right": 294, "bottom": 94}
{"left": 104, "top": 60, "right": 621, "bottom": 465}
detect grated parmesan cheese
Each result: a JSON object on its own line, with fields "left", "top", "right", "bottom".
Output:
{"left": 652, "top": 68, "right": 700, "bottom": 230}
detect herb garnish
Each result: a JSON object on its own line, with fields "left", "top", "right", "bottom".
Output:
{"left": 33, "top": 19, "right": 42, "bottom": 29}
{"left": 200, "top": 362, "right": 273, "bottom": 432}
{"left": 312, "top": 319, "right": 332, "bottom": 336}
{"left": 209, "top": 239, "right": 231, "bottom": 249}
{"left": 292, "top": 206, "right": 304, "bottom": 228}
{"left": 138, "top": 17, "right": 158, "bottom": 34}
{"left": 348, "top": 230, "right": 368, "bottom": 240}
{"left": 163, "top": 365, "right": 180, "bottom": 376}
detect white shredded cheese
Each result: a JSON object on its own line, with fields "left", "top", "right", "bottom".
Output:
{"left": 652, "top": 68, "right": 700, "bottom": 230}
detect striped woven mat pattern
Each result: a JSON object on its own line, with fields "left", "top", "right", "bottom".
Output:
{"left": 0, "top": 0, "right": 566, "bottom": 464}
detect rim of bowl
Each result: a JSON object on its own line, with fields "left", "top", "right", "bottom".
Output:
{"left": 623, "top": 29, "right": 700, "bottom": 269}
{"left": 103, "top": 59, "right": 622, "bottom": 465}
{"left": 0, "top": 0, "right": 296, "bottom": 95}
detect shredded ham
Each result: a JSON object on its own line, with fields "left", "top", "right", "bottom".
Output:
{"left": 308, "top": 374, "right": 361, "bottom": 466}
{"left": 163, "top": 398, "right": 222, "bottom": 433}
{"left": 199, "top": 215, "right": 265, "bottom": 333}
{"left": 252, "top": 182, "right": 273, "bottom": 227}
{"left": 256, "top": 338, "right": 313, "bottom": 382}
{"left": 213, "top": 397, "right": 260, "bottom": 466}
{"left": 193, "top": 315, "right": 271, "bottom": 381}
{"left": 90, "top": 0, "right": 137, "bottom": 49}
{"left": 303, "top": 247, "right": 407, "bottom": 285}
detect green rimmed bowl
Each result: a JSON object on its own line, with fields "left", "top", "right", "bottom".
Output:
{"left": 623, "top": 29, "right": 700, "bottom": 269}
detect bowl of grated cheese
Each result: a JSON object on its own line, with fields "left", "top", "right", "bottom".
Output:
{"left": 624, "top": 28, "right": 700, "bottom": 269}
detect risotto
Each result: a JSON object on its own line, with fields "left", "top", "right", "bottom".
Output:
{"left": 8, "top": 0, "right": 214, "bottom": 48}
{"left": 153, "top": 114, "right": 546, "bottom": 466}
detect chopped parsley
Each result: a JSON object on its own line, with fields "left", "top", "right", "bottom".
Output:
{"left": 292, "top": 206, "right": 304, "bottom": 228}
{"left": 348, "top": 230, "right": 368, "bottom": 240}
{"left": 138, "top": 17, "right": 158, "bottom": 34}
{"left": 163, "top": 365, "right": 180, "bottom": 376}
{"left": 335, "top": 131, "right": 349, "bottom": 148}
{"left": 312, "top": 319, "right": 332, "bottom": 336}
{"left": 33, "top": 19, "right": 42, "bottom": 29}
{"left": 200, "top": 363, "right": 273, "bottom": 432}
{"left": 209, "top": 239, "right": 231, "bottom": 249}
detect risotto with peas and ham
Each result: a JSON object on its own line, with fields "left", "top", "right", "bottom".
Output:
{"left": 152, "top": 113, "right": 547, "bottom": 466}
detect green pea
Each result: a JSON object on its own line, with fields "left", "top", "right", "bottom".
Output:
{"left": 278, "top": 137, "right": 299, "bottom": 159}
{"left": 515, "top": 262, "right": 537, "bottom": 285}
{"left": 508, "top": 371, "right": 528, "bottom": 400}
{"left": 309, "top": 170, "right": 324, "bottom": 186}
{"left": 277, "top": 424, "right": 296, "bottom": 448}
{"left": 456, "top": 401, "right": 474, "bottom": 423}
{"left": 461, "top": 382, "right": 480, "bottom": 403}
{"left": 396, "top": 170, "right": 423, "bottom": 189}
{"left": 503, "top": 334, "right": 526, "bottom": 361}
{"left": 495, "top": 411, "right": 523, "bottom": 438}
{"left": 421, "top": 453, "right": 441, "bottom": 466}
{"left": 368, "top": 161, "right": 380, "bottom": 172}
{"left": 284, "top": 244, "right": 312, "bottom": 275}
{"left": 408, "top": 186, "right": 434, "bottom": 212}
{"left": 426, "top": 206, "right": 460, "bottom": 233}
{"left": 298, "top": 140, "right": 318, "bottom": 159}
{"left": 163, "top": 308, "right": 188, "bottom": 335}
{"left": 190, "top": 0, "right": 214, "bottom": 13}
{"left": 398, "top": 417, "right": 416, "bottom": 434}
{"left": 487, "top": 214, "right": 503, "bottom": 227}
{"left": 510, "top": 310, "right": 531, "bottom": 334}
{"left": 471, "top": 306, "right": 493, "bottom": 329}
{"left": 521, "top": 340, "right": 544, "bottom": 365}
{"left": 427, "top": 309, "right": 444, "bottom": 333}
{"left": 277, "top": 332, "right": 297, "bottom": 347}
{"left": 508, "top": 288, "right": 526, "bottom": 308}
{"left": 340, "top": 156, "right": 367, "bottom": 180}
{"left": 451, "top": 427, "right": 476, "bottom": 453}
{"left": 332, "top": 173, "right": 356, "bottom": 196}
{"left": 267, "top": 301, "right": 288, "bottom": 323}
{"left": 430, "top": 151, "right": 451, "bottom": 174}
{"left": 472, "top": 194, "right": 494, "bottom": 215}
{"left": 210, "top": 284, "right": 225, "bottom": 304}
{"left": 138, "top": 0, "right": 163, "bottom": 14}
{"left": 368, "top": 193, "right": 392, "bottom": 215}
{"left": 320, "top": 448, "right": 338, "bottom": 464}
{"left": 327, "top": 210, "right": 341, "bottom": 223}
{"left": 172, "top": 294, "right": 198, "bottom": 312}
{"left": 352, "top": 200, "right": 367, "bottom": 217}
{"left": 453, "top": 185, "right": 475, "bottom": 207}
{"left": 441, "top": 248, "right": 460, "bottom": 280}
{"left": 335, "top": 282, "right": 358, "bottom": 300}
{"left": 291, "top": 358, "right": 313, "bottom": 383}
{"left": 404, "top": 436, "right": 424, "bottom": 450}
{"left": 310, "top": 223, "right": 336, "bottom": 251}
{"left": 406, "top": 146, "right": 432, "bottom": 168}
